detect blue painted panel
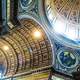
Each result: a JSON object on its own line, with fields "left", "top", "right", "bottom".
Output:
{"left": 21, "top": 0, "right": 32, "bottom": 7}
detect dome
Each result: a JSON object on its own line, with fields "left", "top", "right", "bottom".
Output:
{"left": 45, "top": 0, "right": 80, "bottom": 47}
{"left": 50, "top": 0, "right": 80, "bottom": 24}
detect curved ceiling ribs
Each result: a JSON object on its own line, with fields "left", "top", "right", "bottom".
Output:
{"left": 44, "top": 0, "right": 80, "bottom": 48}
{"left": 0, "top": 19, "right": 52, "bottom": 78}
{"left": 1, "top": 0, "right": 80, "bottom": 79}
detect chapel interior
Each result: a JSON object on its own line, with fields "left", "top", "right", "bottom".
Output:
{"left": 0, "top": 0, "right": 80, "bottom": 80}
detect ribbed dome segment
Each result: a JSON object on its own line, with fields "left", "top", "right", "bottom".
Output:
{"left": 45, "top": 0, "right": 80, "bottom": 47}
{"left": 52, "top": 0, "right": 80, "bottom": 24}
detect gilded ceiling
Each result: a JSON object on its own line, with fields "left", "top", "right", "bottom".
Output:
{"left": 0, "top": 19, "right": 52, "bottom": 79}
{"left": 0, "top": 0, "right": 80, "bottom": 79}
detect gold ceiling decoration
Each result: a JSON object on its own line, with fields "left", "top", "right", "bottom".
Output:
{"left": 0, "top": 19, "right": 52, "bottom": 79}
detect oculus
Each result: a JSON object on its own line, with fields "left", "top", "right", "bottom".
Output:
{"left": 56, "top": 49, "right": 79, "bottom": 76}
{"left": 58, "top": 51, "right": 77, "bottom": 68}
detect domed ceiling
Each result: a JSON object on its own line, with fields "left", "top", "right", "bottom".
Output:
{"left": 45, "top": 0, "right": 80, "bottom": 47}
